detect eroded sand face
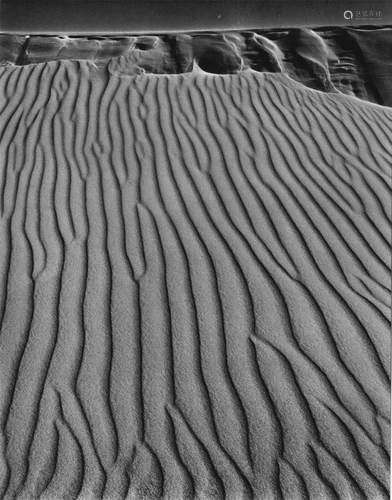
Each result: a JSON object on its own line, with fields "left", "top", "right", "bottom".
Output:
{"left": 1, "top": 28, "right": 392, "bottom": 106}
{"left": 0, "top": 52, "right": 390, "bottom": 500}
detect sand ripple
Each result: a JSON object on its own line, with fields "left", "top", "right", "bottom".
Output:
{"left": 0, "top": 60, "right": 390, "bottom": 499}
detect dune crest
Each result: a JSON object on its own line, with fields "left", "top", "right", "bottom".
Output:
{"left": 1, "top": 28, "right": 392, "bottom": 106}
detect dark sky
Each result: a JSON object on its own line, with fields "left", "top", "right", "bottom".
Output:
{"left": 0, "top": 0, "right": 390, "bottom": 34}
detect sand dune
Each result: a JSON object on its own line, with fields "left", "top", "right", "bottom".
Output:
{"left": 1, "top": 28, "right": 392, "bottom": 106}
{"left": 0, "top": 58, "right": 390, "bottom": 499}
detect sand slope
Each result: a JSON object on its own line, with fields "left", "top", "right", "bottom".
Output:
{"left": 0, "top": 60, "right": 390, "bottom": 500}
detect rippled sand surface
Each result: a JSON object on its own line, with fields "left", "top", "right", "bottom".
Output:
{"left": 0, "top": 37, "right": 390, "bottom": 500}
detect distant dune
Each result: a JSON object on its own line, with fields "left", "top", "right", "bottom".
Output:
{"left": 0, "top": 51, "right": 390, "bottom": 499}
{"left": 3, "top": 0, "right": 391, "bottom": 35}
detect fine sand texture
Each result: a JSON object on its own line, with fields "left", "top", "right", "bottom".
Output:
{"left": 0, "top": 59, "right": 391, "bottom": 500}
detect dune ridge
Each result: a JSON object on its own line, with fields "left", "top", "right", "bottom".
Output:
{"left": 0, "top": 59, "right": 391, "bottom": 499}
{"left": 1, "top": 28, "right": 392, "bottom": 106}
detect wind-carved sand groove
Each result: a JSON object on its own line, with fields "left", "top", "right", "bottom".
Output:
{"left": 0, "top": 60, "right": 390, "bottom": 500}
